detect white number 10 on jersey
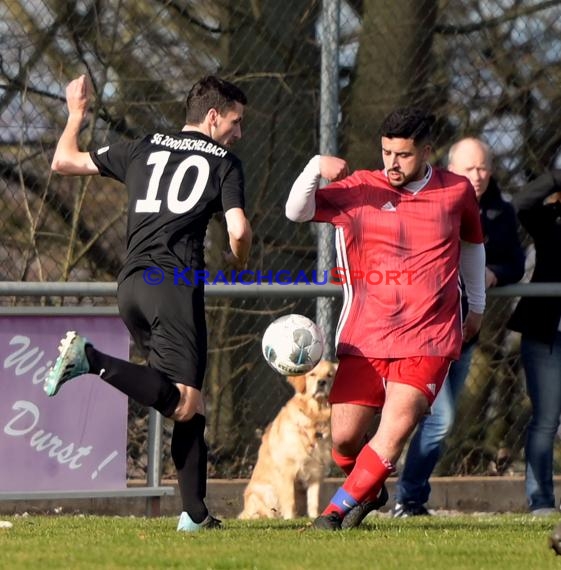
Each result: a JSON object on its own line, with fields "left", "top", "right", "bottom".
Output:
{"left": 135, "top": 151, "right": 210, "bottom": 214}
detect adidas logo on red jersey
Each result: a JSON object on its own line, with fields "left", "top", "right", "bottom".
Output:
{"left": 381, "top": 201, "right": 397, "bottom": 212}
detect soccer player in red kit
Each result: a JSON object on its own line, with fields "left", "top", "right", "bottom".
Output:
{"left": 285, "top": 107, "right": 486, "bottom": 529}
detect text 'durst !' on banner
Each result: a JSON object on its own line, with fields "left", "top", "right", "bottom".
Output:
{"left": 0, "top": 316, "right": 129, "bottom": 492}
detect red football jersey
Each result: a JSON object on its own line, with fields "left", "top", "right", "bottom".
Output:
{"left": 314, "top": 166, "right": 484, "bottom": 359}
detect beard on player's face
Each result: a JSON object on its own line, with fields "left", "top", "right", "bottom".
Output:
{"left": 387, "top": 159, "right": 426, "bottom": 188}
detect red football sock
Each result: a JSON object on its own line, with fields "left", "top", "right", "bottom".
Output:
{"left": 322, "top": 445, "right": 393, "bottom": 516}
{"left": 332, "top": 449, "right": 356, "bottom": 475}
{"left": 343, "top": 445, "right": 393, "bottom": 503}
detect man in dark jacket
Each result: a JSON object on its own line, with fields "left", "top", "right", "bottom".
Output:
{"left": 394, "top": 137, "right": 526, "bottom": 518}
{"left": 508, "top": 170, "right": 561, "bottom": 516}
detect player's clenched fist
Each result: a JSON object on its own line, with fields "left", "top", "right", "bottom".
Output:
{"left": 319, "top": 155, "right": 349, "bottom": 182}
{"left": 65, "top": 74, "right": 92, "bottom": 117}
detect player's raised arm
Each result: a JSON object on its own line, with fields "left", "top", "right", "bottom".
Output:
{"left": 51, "top": 75, "right": 99, "bottom": 176}
{"left": 285, "top": 155, "right": 348, "bottom": 222}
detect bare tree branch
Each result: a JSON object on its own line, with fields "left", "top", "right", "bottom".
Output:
{"left": 435, "top": 0, "right": 561, "bottom": 35}
{"left": 0, "top": 159, "right": 123, "bottom": 277}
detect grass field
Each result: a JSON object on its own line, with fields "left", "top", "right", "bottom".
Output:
{"left": 1, "top": 513, "right": 560, "bottom": 569}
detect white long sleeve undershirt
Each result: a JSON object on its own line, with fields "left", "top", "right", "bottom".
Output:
{"left": 285, "top": 155, "right": 321, "bottom": 222}
{"left": 460, "top": 241, "right": 486, "bottom": 314}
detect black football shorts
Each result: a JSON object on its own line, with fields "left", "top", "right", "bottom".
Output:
{"left": 117, "top": 270, "right": 207, "bottom": 389}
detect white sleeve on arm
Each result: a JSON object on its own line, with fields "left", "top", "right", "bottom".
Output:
{"left": 460, "top": 241, "right": 486, "bottom": 314}
{"left": 285, "top": 155, "right": 321, "bottom": 222}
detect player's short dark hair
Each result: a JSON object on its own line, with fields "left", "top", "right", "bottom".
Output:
{"left": 380, "top": 107, "right": 436, "bottom": 145}
{"left": 185, "top": 76, "right": 247, "bottom": 124}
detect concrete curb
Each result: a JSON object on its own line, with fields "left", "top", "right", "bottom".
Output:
{"left": 1, "top": 476, "right": 551, "bottom": 518}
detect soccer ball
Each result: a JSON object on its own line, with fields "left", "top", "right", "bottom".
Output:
{"left": 262, "top": 314, "right": 324, "bottom": 376}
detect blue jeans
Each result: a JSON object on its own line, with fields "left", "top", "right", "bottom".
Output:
{"left": 395, "top": 344, "right": 476, "bottom": 506}
{"left": 523, "top": 332, "right": 561, "bottom": 511}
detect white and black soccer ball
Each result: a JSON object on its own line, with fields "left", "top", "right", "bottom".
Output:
{"left": 262, "top": 314, "right": 324, "bottom": 376}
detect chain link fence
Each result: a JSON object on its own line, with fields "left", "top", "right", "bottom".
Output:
{"left": 2, "top": 1, "right": 561, "bottom": 483}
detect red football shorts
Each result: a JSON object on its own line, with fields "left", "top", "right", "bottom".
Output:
{"left": 329, "top": 354, "right": 452, "bottom": 407}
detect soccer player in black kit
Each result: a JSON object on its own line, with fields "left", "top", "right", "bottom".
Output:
{"left": 45, "top": 74, "right": 252, "bottom": 531}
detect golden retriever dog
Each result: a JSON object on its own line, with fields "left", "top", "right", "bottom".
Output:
{"left": 239, "top": 360, "right": 337, "bottom": 520}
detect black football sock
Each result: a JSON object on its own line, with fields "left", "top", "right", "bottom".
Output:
{"left": 172, "top": 413, "right": 209, "bottom": 523}
{"left": 85, "top": 345, "right": 180, "bottom": 417}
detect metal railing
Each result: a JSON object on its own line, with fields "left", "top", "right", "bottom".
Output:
{"left": 2, "top": 281, "right": 560, "bottom": 298}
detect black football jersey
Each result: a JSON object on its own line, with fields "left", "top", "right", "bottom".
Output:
{"left": 90, "top": 131, "right": 245, "bottom": 282}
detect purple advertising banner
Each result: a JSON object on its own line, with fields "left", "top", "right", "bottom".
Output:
{"left": 0, "top": 316, "right": 129, "bottom": 492}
